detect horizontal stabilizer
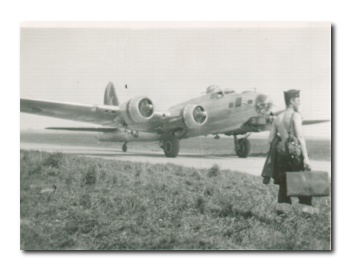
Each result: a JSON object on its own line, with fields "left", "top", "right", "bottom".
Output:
{"left": 46, "top": 127, "right": 117, "bottom": 132}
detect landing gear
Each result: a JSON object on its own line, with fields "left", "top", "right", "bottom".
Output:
{"left": 122, "top": 142, "right": 127, "bottom": 152}
{"left": 161, "top": 135, "right": 180, "bottom": 158}
{"left": 234, "top": 135, "right": 251, "bottom": 158}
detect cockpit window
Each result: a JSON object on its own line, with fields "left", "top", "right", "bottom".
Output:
{"left": 210, "top": 91, "right": 224, "bottom": 99}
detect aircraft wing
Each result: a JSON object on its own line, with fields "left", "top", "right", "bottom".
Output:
{"left": 302, "top": 119, "right": 330, "bottom": 125}
{"left": 223, "top": 115, "right": 329, "bottom": 136}
{"left": 20, "top": 98, "right": 124, "bottom": 126}
{"left": 45, "top": 127, "right": 118, "bottom": 132}
{"left": 272, "top": 110, "right": 330, "bottom": 125}
{"left": 21, "top": 97, "right": 209, "bottom": 134}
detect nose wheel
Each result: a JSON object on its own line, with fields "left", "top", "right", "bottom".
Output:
{"left": 234, "top": 135, "right": 251, "bottom": 158}
{"left": 122, "top": 142, "right": 128, "bottom": 152}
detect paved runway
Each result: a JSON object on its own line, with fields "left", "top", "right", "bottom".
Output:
{"left": 20, "top": 142, "right": 332, "bottom": 177}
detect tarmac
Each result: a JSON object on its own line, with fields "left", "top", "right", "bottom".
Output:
{"left": 20, "top": 142, "right": 332, "bottom": 177}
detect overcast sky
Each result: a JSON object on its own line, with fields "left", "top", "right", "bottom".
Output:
{"left": 20, "top": 22, "right": 331, "bottom": 138}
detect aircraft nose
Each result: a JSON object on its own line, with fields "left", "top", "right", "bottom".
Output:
{"left": 255, "top": 94, "right": 273, "bottom": 115}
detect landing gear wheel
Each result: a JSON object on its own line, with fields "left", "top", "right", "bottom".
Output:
{"left": 163, "top": 136, "right": 180, "bottom": 158}
{"left": 122, "top": 142, "right": 127, "bottom": 152}
{"left": 235, "top": 138, "right": 251, "bottom": 158}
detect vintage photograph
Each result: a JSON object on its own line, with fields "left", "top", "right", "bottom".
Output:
{"left": 20, "top": 22, "right": 331, "bottom": 250}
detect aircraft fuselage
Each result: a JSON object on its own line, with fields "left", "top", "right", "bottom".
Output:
{"left": 98, "top": 90, "right": 266, "bottom": 143}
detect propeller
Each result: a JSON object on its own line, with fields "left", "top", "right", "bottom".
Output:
{"left": 138, "top": 98, "right": 154, "bottom": 118}
{"left": 193, "top": 106, "right": 207, "bottom": 124}
{"left": 255, "top": 94, "right": 273, "bottom": 115}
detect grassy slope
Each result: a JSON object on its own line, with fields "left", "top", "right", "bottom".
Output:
{"left": 20, "top": 150, "right": 331, "bottom": 250}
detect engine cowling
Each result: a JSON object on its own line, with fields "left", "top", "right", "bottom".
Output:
{"left": 182, "top": 104, "right": 208, "bottom": 129}
{"left": 120, "top": 96, "right": 154, "bottom": 124}
{"left": 255, "top": 94, "right": 273, "bottom": 115}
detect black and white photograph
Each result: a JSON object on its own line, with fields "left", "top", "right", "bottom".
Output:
{"left": 20, "top": 22, "right": 331, "bottom": 250}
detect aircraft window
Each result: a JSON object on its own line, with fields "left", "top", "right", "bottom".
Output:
{"left": 229, "top": 102, "right": 234, "bottom": 108}
{"left": 235, "top": 97, "right": 242, "bottom": 107}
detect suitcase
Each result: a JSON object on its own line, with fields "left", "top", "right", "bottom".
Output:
{"left": 286, "top": 171, "right": 330, "bottom": 197}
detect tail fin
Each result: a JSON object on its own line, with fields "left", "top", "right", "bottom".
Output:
{"left": 104, "top": 82, "right": 119, "bottom": 106}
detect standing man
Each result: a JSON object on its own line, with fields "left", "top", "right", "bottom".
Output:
{"left": 268, "top": 89, "right": 315, "bottom": 214}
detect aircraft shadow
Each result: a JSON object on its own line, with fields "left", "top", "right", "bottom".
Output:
{"left": 74, "top": 150, "right": 267, "bottom": 159}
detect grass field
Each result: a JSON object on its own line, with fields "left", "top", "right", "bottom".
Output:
{"left": 20, "top": 150, "right": 331, "bottom": 250}
{"left": 21, "top": 131, "right": 331, "bottom": 161}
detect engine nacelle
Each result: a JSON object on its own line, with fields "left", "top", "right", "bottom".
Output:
{"left": 182, "top": 104, "right": 208, "bottom": 129}
{"left": 120, "top": 96, "right": 154, "bottom": 124}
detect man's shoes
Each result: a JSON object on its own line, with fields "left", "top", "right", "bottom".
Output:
{"left": 275, "top": 203, "right": 292, "bottom": 215}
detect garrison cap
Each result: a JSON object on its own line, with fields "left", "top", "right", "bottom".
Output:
{"left": 284, "top": 89, "right": 300, "bottom": 106}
